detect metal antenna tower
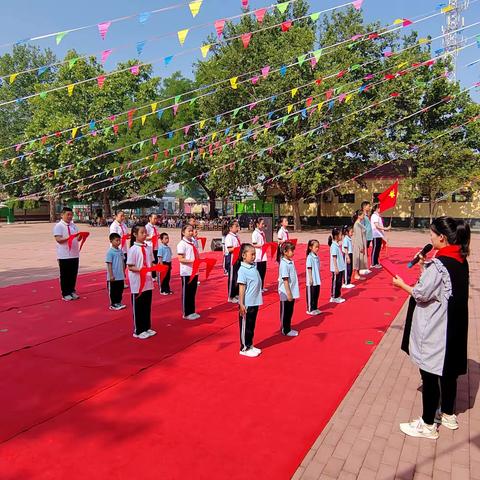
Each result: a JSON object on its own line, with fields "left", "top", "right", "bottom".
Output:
{"left": 442, "top": 0, "right": 469, "bottom": 78}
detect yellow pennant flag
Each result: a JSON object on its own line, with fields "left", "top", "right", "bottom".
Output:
{"left": 199, "top": 119, "right": 206, "bottom": 128}
{"left": 141, "top": 115, "right": 147, "bottom": 126}
{"left": 9, "top": 73, "right": 18, "bottom": 84}
{"left": 317, "top": 102, "right": 324, "bottom": 111}
{"left": 189, "top": 0, "right": 203, "bottom": 17}
{"left": 67, "top": 84, "right": 75, "bottom": 96}
{"left": 396, "top": 61, "right": 408, "bottom": 69}
{"left": 442, "top": 5, "right": 454, "bottom": 13}
{"left": 150, "top": 102, "right": 158, "bottom": 113}
{"left": 230, "top": 77, "right": 238, "bottom": 89}
{"left": 202, "top": 152, "right": 206, "bottom": 159}
{"left": 345, "top": 93, "right": 354, "bottom": 103}
{"left": 393, "top": 18, "right": 403, "bottom": 25}
{"left": 291, "top": 87, "right": 298, "bottom": 98}
{"left": 287, "top": 104, "right": 293, "bottom": 114}
{"left": 200, "top": 44, "right": 211, "bottom": 58}
{"left": 212, "top": 132, "right": 217, "bottom": 141}
{"left": 71, "top": 127, "right": 78, "bottom": 139}
{"left": 236, "top": 133, "right": 241, "bottom": 141}
{"left": 177, "top": 29, "right": 189, "bottom": 46}
{"left": 418, "top": 38, "right": 429, "bottom": 45}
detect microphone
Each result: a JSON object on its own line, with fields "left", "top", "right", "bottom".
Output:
{"left": 407, "top": 244, "right": 433, "bottom": 268}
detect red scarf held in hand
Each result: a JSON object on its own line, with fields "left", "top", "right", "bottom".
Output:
{"left": 261, "top": 242, "right": 277, "bottom": 260}
{"left": 67, "top": 231, "right": 90, "bottom": 250}
{"left": 436, "top": 245, "right": 465, "bottom": 263}
{"left": 197, "top": 237, "right": 207, "bottom": 250}
{"left": 187, "top": 239, "right": 217, "bottom": 283}
{"left": 121, "top": 234, "right": 131, "bottom": 249}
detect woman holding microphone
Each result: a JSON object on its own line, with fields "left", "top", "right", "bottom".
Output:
{"left": 393, "top": 217, "right": 470, "bottom": 439}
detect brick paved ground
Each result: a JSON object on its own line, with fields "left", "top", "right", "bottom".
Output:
{"left": 293, "top": 235, "right": 480, "bottom": 480}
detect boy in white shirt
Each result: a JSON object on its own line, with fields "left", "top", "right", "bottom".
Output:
{"left": 53, "top": 207, "right": 81, "bottom": 301}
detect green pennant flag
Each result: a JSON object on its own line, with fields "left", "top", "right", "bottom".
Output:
{"left": 174, "top": 95, "right": 181, "bottom": 104}
{"left": 298, "top": 54, "right": 306, "bottom": 66}
{"left": 293, "top": 115, "right": 299, "bottom": 123}
{"left": 277, "top": 2, "right": 289, "bottom": 14}
{"left": 310, "top": 12, "right": 320, "bottom": 21}
{"left": 347, "top": 43, "right": 355, "bottom": 49}
{"left": 68, "top": 57, "right": 79, "bottom": 69}
{"left": 104, "top": 126, "right": 112, "bottom": 135}
{"left": 56, "top": 31, "right": 68, "bottom": 45}
{"left": 308, "top": 130, "right": 315, "bottom": 137}
{"left": 139, "top": 140, "right": 146, "bottom": 149}
{"left": 282, "top": 115, "right": 288, "bottom": 124}
{"left": 313, "top": 49, "right": 323, "bottom": 61}
{"left": 233, "top": 107, "right": 240, "bottom": 117}
{"left": 189, "top": 97, "right": 197, "bottom": 105}
{"left": 239, "top": 122, "right": 244, "bottom": 130}
{"left": 39, "top": 91, "right": 47, "bottom": 99}
{"left": 350, "top": 64, "right": 361, "bottom": 71}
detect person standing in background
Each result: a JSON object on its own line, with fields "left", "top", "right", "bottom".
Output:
{"left": 371, "top": 204, "right": 391, "bottom": 268}
{"left": 110, "top": 211, "right": 129, "bottom": 262}
{"left": 252, "top": 218, "right": 268, "bottom": 291}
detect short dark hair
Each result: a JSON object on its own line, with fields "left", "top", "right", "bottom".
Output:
{"left": 160, "top": 232, "right": 169, "bottom": 240}
{"left": 282, "top": 241, "right": 295, "bottom": 255}
{"left": 360, "top": 201, "right": 370, "bottom": 209}
{"left": 109, "top": 232, "right": 121, "bottom": 242}
{"left": 61, "top": 207, "right": 73, "bottom": 213}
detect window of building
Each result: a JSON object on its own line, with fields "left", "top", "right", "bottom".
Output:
{"left": 452, "top": 189, "right": 473, "bottom": 203}
{"left": 338, "top": 193, "right": 355, "bottom": 203}
{"left": 415, "top": 194, "right": 430, "bottom": 203}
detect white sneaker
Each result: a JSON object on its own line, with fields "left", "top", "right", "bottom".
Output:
{"left": 62, "top": 295, "right": 73, "bottom": 301}
{"left": 251, "top": 346, "right": 262, "bottom": 354}
{"left": 285, "top": 329, "right": 299, "bottom": 337}
{"left": 160, "top": 292, "right": 169, "bottom": 296}
{"left": 313, "top": 309, "right": 322, "bottom": 315}
{"left": 117, "top": 304, "right": 127, "bottom": 310}
{"left": 334, "top": 298, "right": 346, "bottom": 304}
{"left": 71, "top": 292, "right": 80, "bottom": 300}
{"left": 146, "top": 329, "right": 157, "bottom": 337}
{"left": 343, "top": 284, "right": 355, "bottom": 289}
{"left": 183, "top": 313, "right": 200, "bottom": 320}
{"left": 400, "top": 418, "right": 439, "bottom": 439}
{"left": 109, "top": 305, "right": 121, "bottom": 311}
{"left": 239, "top": 348, "right": 259, "bottom": 358}
{"left": 228, "top": 297, "right": 239, "bottom": 304}
{"left": 133, "top": 331, "right": 150, "bottom": 339}
{"left": 435, "top": 410, "right": 459, "bottom": 430}
{"left": 360, "top": 269, "right": 371, "bottom": 275}
{"left": 329, "top": 297, "right": 336, "bottom": 303}
{"left": 306, "top": 310, "right": 317, "bottom": 316}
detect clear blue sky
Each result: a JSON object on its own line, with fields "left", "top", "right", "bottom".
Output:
{"left": 1, "top": 0, "right": 480, "bottom": 98}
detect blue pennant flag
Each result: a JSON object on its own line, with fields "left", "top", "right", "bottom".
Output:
{"left": 216, "top": 115, "right": 222, "bottom": 124}
{"left": 280, "top": 65, "right": 287, "bottom": 76}
{"left": 167, "top": 131, "right": 174, "bottom": 139}
{"left": 157, "top": 109, "right": 164, "bottom": 119}
{"left": 138, "top": 11, "right": 151, "bottom": 24}
{"left": 164, "top": 56, "right": 173, "bottom": 66}
{"left": 136, "top": 40, "right": 146, "bottom": 55}
{"left": 37, "top": 66, "right": 49, "bottom": 76}
{"left": 225, "top": 127, "right": 231, "bottom": 135}
{"left": 89, "top": 120, "right": 96, "bottom": 131}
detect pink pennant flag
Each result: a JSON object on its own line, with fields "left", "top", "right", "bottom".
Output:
{"left": 310, "top": 57, "right": 318, "bottom": 68}
{"left": 352, "top": 0, "right": 364, "bottom": 10}
{"left": 241, "top": 32, "right": 252, "bottom": 49}
{"left": 242, "top": 0, "right": 249, "bottom": 8}
{"left": 184, "top": 125, "right": 191, "bottom": 135}
{"left": 254, "top": 8, "right": 267, "bottom": 23}
{"left": 97, "top": 75, "right": 106, "bottom": 89}
{"left": 98, "top": 21, "right": 112, "bottom": 40}
{"left": 173, "top": 104, "right": 179, "bottom": 116}
{"left": 101, "top": 49, "right": 113, "bottom": 64}
{"left": 249, "top": 102, "right": 257, "bottom": 110}
{"left": 251, "top": 115, "right": 259, "bottom": 124}
{"left": 109, "top": 115, "right": 116, "bottom": 122}
{"left": 351, "top": 34, "right": 362, "bottom": 41}
{"left": 215, "top": 19, "right": 226, "bottom": 37}
{"left": 383, "top": 50, "right": 393, "bottom": 57}
{"left": 15, "top": 144, "right": 21, "bottom": 152}
{"left": 261, "top": 66, "right": 270, "bottom": 78}
{"left": 265, "top": 122, "right": 271, "bottom": 130}
{"left": 325, "top": 89, "right": 333, "bottom": 100}
{"left": 281, "top": 21, "right": 292, "bottom": 32}
{"left": 130, "top": 65, "right": 140, "bottom": 76}
{"left": 339, "top": 93, "right": 347, "bottom": 103}
{"left": 152, "top": 136, "right": 157, "bottom": 145}
{"left": 251, "top": 75, "right": 259, "bottom": 85}
{"left": 364, "top": 73, "right": 374, "bottom": 80}
{"left": 403, "top": 18, "right": 412, "bottom": 27}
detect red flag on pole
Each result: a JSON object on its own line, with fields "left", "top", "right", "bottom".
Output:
{"left": 378, "top": 181, "right": 399, "bottom": 212}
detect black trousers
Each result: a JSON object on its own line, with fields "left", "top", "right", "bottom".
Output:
{"left": 228, "top": 258, "right": 240, "bottom": 299}
{"left": 108, "top": 280, "right": 124, "bottom": 305}
{"left": 367, "top": 239, "right": 372, "bottom": 250}
{"left": 58, "top": 258, "right": 79, "bottom": 297}
{"left": 420, "top": 369, "right": 458, "bottom": 424}
{"left": 239, "top": 305, "right": 259, "bottom": 350}
{"left": 280, "top": 299, "right": 295, "bottom": 334}
{"left": 306, "top": 285, "right": 320, "bottom": 312}
{"left": 344, "top": 253, "right": 353, "bottom": 284}
{"left": 161, "top": 261, "right": 172, "bottom": 293}
{"left": 152, "top": 250, "right": 158, "bottom": 279}
{"left": 223, "top": 254, "right": 229, "bottom": 274}
{"left": 331, "top": 272, "right": 343, "bottom": 299}
{"left": 131, "top": 289, "right": 152, "bottom": 335}
{"left": 182, "top": 275, "right": 198, "bottom": 316}
{"left": 371, "top": 238, "right": 382, "bottom": 266}
{"left": 256, "top": 261, "right": 267, "bottom": 288}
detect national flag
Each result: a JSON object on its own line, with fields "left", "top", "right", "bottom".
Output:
{"left": 378, "top": 181, "right": 399, "bottom": 212}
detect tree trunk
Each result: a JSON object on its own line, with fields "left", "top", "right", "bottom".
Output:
{"left": 48, "top": 197, "right": 57, "bottom": 223}
{"left": 291, "top": 199, "right": 302, "bottom": 232}
{"left": 409, "top": 199, "right": 415, "bottom": 229}
{"left": 102, "top": 191, "right": 111, "bottom": 218}
{"left": 316, "top": 195, "right": 322, "bottom": 227}
{"left": 221, "top": 197, "right": 227, "bottom": 216}
{"left": 209, "top": 196, "right": 217, "bottom": 219}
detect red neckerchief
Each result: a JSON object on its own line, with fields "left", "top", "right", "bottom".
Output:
{"left": 257, "top": 229, "right": 266, "bottom": 244}
{"left": 280, "top": 227, "right": 289, "bottom": 240}
{"left": 436, "top": 245, "right": 464, "bottom": 263}
{"left": 140, "top": 243, "right": 148, "bottom": 267}
{"left": 183, "top": 238, "right": 199, "bottom": 260}
{"left": 149, "top": 224, "right": 159, "bottom": 250}
{"left": 229, "top": 233, "right": 240, "bottom": 247}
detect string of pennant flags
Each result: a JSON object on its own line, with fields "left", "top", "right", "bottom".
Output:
{"left": 2, "top": 6, "right": 471, "bottom": 160}
{"left": 0, "top": 0, "right": 323, "bottom": 84}
{"left": 4, "top": 27, "right": 474, "bottom": 186}
{"left": 0, "top": 0, "right": 208, "bottom": 52}
{"left": 13, "top": 60, "right": 476, "bottom": 202}
{"left": 0, "top": 0, "right": 458, "bottom": 109}
{"left": 0, "top": 0, "right": 370, "bottom": 106}
{"left": 115, "top": 98, "right": 480, "bottom": 207}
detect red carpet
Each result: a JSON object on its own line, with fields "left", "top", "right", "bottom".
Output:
{"left": 0, "top": 246, "right": 418, "bottom": 479}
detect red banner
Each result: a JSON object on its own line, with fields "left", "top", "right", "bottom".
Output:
{"left": 189, "top": 258, "right": 217, "bottom": 283}
{"left": 261, "top": 242, "right": 278, "bottom": 260}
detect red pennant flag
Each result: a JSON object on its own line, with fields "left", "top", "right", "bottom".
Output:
{"left": 121, "top": 234, "right": 131, "bottom": 248}
{"left": 289, "top": 238, "right": 298, "bottom": 247}
{"left": 337, "top": 69, "right": 347, "bottom": 78}
{"left": 41, "top": 136, "right": 47, "bottom": 145}
{"left": 128, "top": 109, "right": 135, "bottom": 129}
{"left": 254, "top": 8, "right": 267, "bottom": 23}
{"left": 197, "top": 237, "right": 207, "bottom": 250}
{"left": 306, "top": 97, "right": 313, "bottom": 107}
{"left": 68, "top": 232, "right": 90, "bottom": 251}
{"left": 189, "top": 257, "right": 217, "bottom": 283}
{"left": 215, "top": 19, "right": 226, "bottom": 37}
{"left": 241, "top": 32, "right": 252, "bottom": 48}
{"left": 281, "top": 21, "right": 292, "bottom": 32}
{"left": 390, "top": 92, "right": 400, "bottom": 97}
{"left": 368, "top": 32, "right": 379, "bottom": 40}
{"left": 378, "top": 181, "right": 399, "bottom": 212}
{"left": 97, "top": 75, "right": 106, "bottom": 89}
{"left": 384, "top": 74, "right": 395, "bottom": 80}
{"left": 113, "top": 124, "right": 119, "bottom": 135}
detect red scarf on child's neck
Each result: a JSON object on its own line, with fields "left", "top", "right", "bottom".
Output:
{"left": 436, "top": 245, "right": 464, "bottom": 263}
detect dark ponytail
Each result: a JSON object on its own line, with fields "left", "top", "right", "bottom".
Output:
{"left": 352, "top": 209, "right": 363, "bottom": 223}
{"left": 430, "top": 216, "right": 471, "bottom": 258}
{"left": 238, "top": 243, "right": 254, "bottom": 265}
{"left": 306, "top": 239, "right": 319, "bottom": 258}
{"left": 130, "top": 224, "right": 143, "bottom": 247}
{"left": 328, "top": 227, "right": 341, "bottom": 246}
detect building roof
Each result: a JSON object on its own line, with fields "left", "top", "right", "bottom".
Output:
{"left": 361, "top": 161, "right": 409, "bottom": 180}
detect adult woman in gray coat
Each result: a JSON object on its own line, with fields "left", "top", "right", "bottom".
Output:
{"left": 352, "top": 210, "right": 368, "bottom": 281}
{"left": 393, "top": 217, "right": 470, "bottom": 439}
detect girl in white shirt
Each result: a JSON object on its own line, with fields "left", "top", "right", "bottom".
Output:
{"left": 177, "top": 224, "right": 200, "bottom": 320}
{"left": 276, "top": 217, "right": 289, "bottom": 263}
{"left": 109, "top": 211, "right": 129, "bottom": 260}
{"left": 371, "top": 205, "right": 391, "bottom": 268}
{"left": 127, "top": 225, "right": 155, "bottom": 340}
{"left": 251, "top": 217, "right": 268, "bottom": 290}
{"left": 225, "top": 220, "right": 241, "bottom": 302}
